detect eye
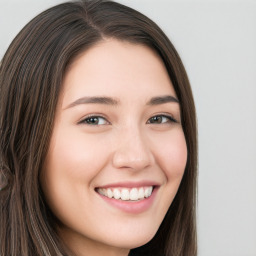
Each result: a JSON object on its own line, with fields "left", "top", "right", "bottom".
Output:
{"left": 147, "top": 115, "right": 177, "bottom": 124}
{"left": 79, "top": 115, "right": 109, "bottom": 125}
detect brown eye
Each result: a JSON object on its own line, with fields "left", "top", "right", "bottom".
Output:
{"left": 150, "top": 116, "right": 164, "bottom": 124}
{"left": 148, "top": 115, "right": 177, "bottom": 124}
{"left": 79, "top": 116, "right": 108, "bottom": 125}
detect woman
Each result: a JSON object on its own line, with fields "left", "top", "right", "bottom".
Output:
{"left": 0, "top": 1, "right": 197, "bottom": 255}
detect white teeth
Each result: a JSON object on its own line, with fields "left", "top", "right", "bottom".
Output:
{"left": 97, "top": 186, "right": 153, "bottom": 201}
{"left": 121, "top": 188, "right": 129, "bottom": 200}
{"left": 113, "top": 189, "right": 121, "bottom": 199}
{"left": 138, "top": 187, "right": 144, "bottom": 199}
{"left": 130, "top": 188, "right": 139, "bottom": 201}
{"left": 107, "top": 188, "right": 113, "bottom": 198}
{"left": 98, "top": 188, "right": 105, "bottom": 196}
{"left": 145, "top": 187, "right": 153, "bottom": 198}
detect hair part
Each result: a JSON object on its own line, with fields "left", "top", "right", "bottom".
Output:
{"left": 0, "top": 1, "right": 197, "bottom": 255}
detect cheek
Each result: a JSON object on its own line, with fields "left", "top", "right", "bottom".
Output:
{"left": 153, "top": 129, "right": 187, "bottom": 180}
{"left": 147, "top": 129, "right": 187, "bottom": 226}
{"left": 40, "top": 128, "right": 109, "bottom": 214}
{"left": 45, "top": 128, "right": 110, "bottom": 182}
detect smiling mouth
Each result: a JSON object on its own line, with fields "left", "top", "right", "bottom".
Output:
{"left": 95, "top": 186, "right": 154, "bottom": 201}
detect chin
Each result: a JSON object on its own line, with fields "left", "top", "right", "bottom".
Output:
{"left": 105, "top": 227, "right": 157, "bottom": 250}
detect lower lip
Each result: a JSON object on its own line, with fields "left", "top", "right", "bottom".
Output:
{"left": 96, "top": 187, "right": 158, "bottom": 214}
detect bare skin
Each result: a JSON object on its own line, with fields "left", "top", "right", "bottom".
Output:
{"left": 41, "top": 39, "right": 187, "bottom": 255}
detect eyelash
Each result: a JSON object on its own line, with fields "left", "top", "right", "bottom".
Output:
{"left": 147, "top": 114, "right": 177, "bottom": 124}
{"left": 78, "top": 115, "right": 109, "bottom": 125}
{"left": 78, "top": 114, "right": 177, "bottom": 126}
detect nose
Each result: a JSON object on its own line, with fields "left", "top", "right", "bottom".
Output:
{"left": 112, "top": 126, "right": 155, "bottom": 171}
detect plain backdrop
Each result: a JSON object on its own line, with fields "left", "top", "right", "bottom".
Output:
{"left": 1, "top": 1, "right": 256, "bottom": 256}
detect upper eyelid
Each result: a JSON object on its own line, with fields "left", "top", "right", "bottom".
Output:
{"left": 150, "top": 112, "right": 178, "bottom": 121}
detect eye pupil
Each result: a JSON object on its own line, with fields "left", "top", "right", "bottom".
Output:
{"left": 87, "top": 117, "right": 99, "bottom": 124}
{"left": 151, "top": 116, "right": 162, "bottom": 124}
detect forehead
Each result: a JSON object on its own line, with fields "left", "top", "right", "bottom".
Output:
{"left": 61, "top": 39, "right": 176, "bottom": 105}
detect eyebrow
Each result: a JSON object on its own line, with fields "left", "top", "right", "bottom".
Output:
{"left": 147, "top": 95, "right": 179, "bottom": 105}
{"left": 64, "top": 95, "right": 179, "bottom": 109}
{"left": 64, "top": 96, "right": 119, "bottom": 109}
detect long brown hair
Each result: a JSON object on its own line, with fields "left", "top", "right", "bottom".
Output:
{"left": 0, "top": 1, "right": 197, "bottom": 255}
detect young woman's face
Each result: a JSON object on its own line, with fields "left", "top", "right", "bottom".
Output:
{"left": 41, "top": 39, "right": 187, "bottom": 256}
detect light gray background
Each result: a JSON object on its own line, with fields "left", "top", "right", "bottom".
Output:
{"left": 1, "top": 0, "right": 256, "bottom": 256}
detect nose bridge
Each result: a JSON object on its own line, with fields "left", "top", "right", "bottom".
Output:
{"left": 112, "top": 123, "right": 154, "bottom": 170}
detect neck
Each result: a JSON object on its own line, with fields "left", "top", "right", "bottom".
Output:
{"left": 58, "top": 225, "right": 130, "bottom": 256}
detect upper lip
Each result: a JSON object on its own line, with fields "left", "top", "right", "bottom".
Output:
{"left": 96, "top": 181, "right": 160, "bottom": 189}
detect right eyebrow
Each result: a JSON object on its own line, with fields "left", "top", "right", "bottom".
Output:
{"left": 64, "top": 96, "right": 120, "bottom": 110}
{"left": 147, "top": 95, "right": 179, "bottom": 105}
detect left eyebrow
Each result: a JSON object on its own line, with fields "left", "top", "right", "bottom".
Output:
{"left": 64, "top": 96, "right": 119, "bottom": 109}
{"left": 146, "top": 95, "right": 179, "bottom": 105}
